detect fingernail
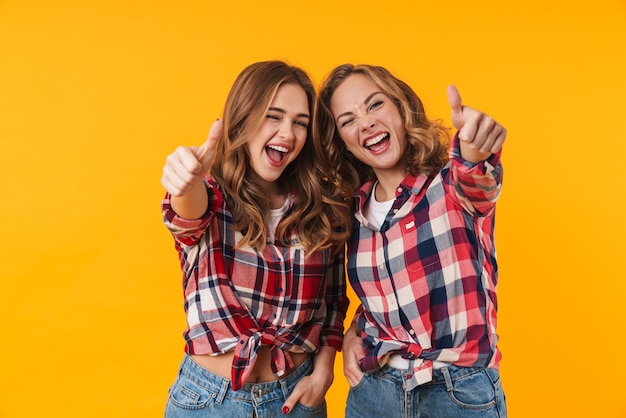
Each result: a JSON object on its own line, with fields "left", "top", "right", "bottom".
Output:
{"left": 282, "top": 406, "right": 290, "bottom": 414}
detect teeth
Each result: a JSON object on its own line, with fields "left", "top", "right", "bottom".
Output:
{"left": 267, "top": 145, "right": 288, "bottom": 153}
{"left": 364, "top": 133, "right": 387, "bottom": 147}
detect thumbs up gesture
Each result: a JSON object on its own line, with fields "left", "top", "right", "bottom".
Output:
{"left": 161, "top": 119, "right": 223, "bottom": 197}
{"left": 447, "top": 86, "right": 506, "bottom": 163}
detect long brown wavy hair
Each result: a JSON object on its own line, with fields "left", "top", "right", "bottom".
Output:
{"left": 211, "top": 61, "right": 350, "bottom": 253}
{"left": 315, "top": 64, "right": 451, "bottom": 205}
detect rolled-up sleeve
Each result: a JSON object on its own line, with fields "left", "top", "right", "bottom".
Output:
{"left": 449, "top": 133, "right": 503, "bottom": 217}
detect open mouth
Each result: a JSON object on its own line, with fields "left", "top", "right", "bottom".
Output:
{"left": 364, "top": 132, "right": 390, "bottom": 151}
{"left": 266, "top": 144, "right": 289, "bottom": 165}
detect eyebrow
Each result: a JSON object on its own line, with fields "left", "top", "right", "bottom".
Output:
{"left": 268, "top": 107, "right": 310, "bottom": 119}
{"left": 335, "top": 91, "right": 383, "bottom": 123}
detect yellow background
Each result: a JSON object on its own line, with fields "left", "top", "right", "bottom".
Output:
{"left": 1, "top": 1, "right": 625, "bottom": 417}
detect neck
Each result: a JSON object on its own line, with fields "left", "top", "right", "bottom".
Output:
{"left": 254, "top": 175, "right": 287, "bottom": 209}
{"left": 269, "top": 192, "right": 288, "bottom": 209}
{"left": 372, "top": 167, "right": 405, "bottom": 202}
{"left": 264, "top": 182, "right": 287, "bottom": 209}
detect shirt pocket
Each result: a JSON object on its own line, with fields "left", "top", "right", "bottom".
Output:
{"left": 400, "top": 214, "right": 443, "bottom": 276}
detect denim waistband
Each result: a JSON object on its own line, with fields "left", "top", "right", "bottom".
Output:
{"left": 179, "top": 353, "right": 313, "bottom": 399}
{"left": 374, "top": 363, "right": 494, "bottom": 387}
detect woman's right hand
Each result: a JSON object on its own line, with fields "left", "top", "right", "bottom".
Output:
{"left": 342, "top": 323, "right": 366, "bottom": 387}
{"left": 161, "top": 120, "right": 223, "bottom": 219}
{"left": 161, "top": 119, "right": 223, "bottom": 197}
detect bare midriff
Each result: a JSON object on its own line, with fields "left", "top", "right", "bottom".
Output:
{"left": 191, "top": 346, "right": 310, "bottom": 383}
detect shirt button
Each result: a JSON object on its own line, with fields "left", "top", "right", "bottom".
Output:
{"left": 397, "top": 187, "right": 402, "bottom": 193}
{"left": 409, "top": 329, "right": 415, "bottom": 335}
{"left": 393, "top": 209, "right": 398, "bottom": 214}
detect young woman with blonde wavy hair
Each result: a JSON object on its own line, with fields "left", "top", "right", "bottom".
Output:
{"left": 316, "top": 64, "right": 508, "bottom": 417}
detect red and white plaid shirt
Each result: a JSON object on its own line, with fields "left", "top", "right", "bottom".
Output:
{"left": 350, "top": 134, "right": 503, "bottom": 390}
{"left": 162, "top": 176, "right": 348, "bottom": 390}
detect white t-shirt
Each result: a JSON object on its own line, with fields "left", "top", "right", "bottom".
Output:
{"left": 363, "top": 181, "right": 394, "bottom": 230}
{"left": 268, "top": 195, "right": 291, "bottom": 242}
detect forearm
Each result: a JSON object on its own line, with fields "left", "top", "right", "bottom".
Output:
{"left": 170, "top": 178, "right": 209, "bottom": 219}
{"left": 345, "top": 321, "right": 361, "bottom": 337}
{"left": 311, "top": 345, "right": 337, "bottom": 390}
{"left": 459, "top": 140, "right": 492, "bottom": 164}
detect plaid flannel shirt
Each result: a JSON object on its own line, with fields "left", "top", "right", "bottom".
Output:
{"left": 162, "top": 176, "right": 348, "bottom": 390}
{"left": 350, "top": 134, "right": 503, "bottom": 390}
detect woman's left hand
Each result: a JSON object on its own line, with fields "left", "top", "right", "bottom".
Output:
{"left": 447, "top": 85, "right": 507, "bottom": 163}
{"left": 281, "top": 347, "right": 335, "bottom": 414}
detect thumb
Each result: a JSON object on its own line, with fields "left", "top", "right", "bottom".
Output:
{"left": 447, "top": 85, "right": 464, "bottom": 130}
{"left": 197, "top": 119, "right": 223, "bottom": 167}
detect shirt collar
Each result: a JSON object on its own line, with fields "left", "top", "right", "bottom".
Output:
{"left": 353, "top": 172, "right": 430, "bottom": 220}
{"left": 398, "top": 173, "right": 430, "bottom": 197}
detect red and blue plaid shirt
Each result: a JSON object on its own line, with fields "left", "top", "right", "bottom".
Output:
{"left": 162, "top": 176, "right": 348, "bottom": 391}
{"left": 350, "top": 134, "right": 503, "bottom": 390}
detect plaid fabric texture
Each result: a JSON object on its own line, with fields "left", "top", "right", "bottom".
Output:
{"left": 350, "top": 134, "right": 504, "bottom": 390}
{"left": 162, "top": 176, "right": 347, "bottom": 390}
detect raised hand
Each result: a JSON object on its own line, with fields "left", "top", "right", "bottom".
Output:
{"left": 161, "top": 119, "right": 223, "bottom": 197}
{"left": 161, "top": 119, "right": 223, "bottom": 219}
{"left": 447, "top": 85, "right": 506, "bottom": 162}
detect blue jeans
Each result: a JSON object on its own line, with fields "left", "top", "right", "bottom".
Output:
{"left": 164, "top": 354, "right": 326, "bottom": 418}
{"left": 346, "top": 364, "right": 507, "bottom": 418}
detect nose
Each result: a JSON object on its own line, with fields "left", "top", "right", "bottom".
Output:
{"left": 278, "top": 121, "right": 295, "bottom": 141}
{"left": 359, "top": 114, "right": 375, "bottom": 131}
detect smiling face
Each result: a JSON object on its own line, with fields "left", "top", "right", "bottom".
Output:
{"left": 246, "top": 82, "right": 310, "bottom": 186}
{"left": 330, "top": 73, "right": 407, "bottom": 181}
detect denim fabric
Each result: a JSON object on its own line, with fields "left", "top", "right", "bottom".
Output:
{"left": 164, "top": 355, "right": 326, "bottom": 418}
{"left": 345, "top": 364, "right": 507, "bottom": 418}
